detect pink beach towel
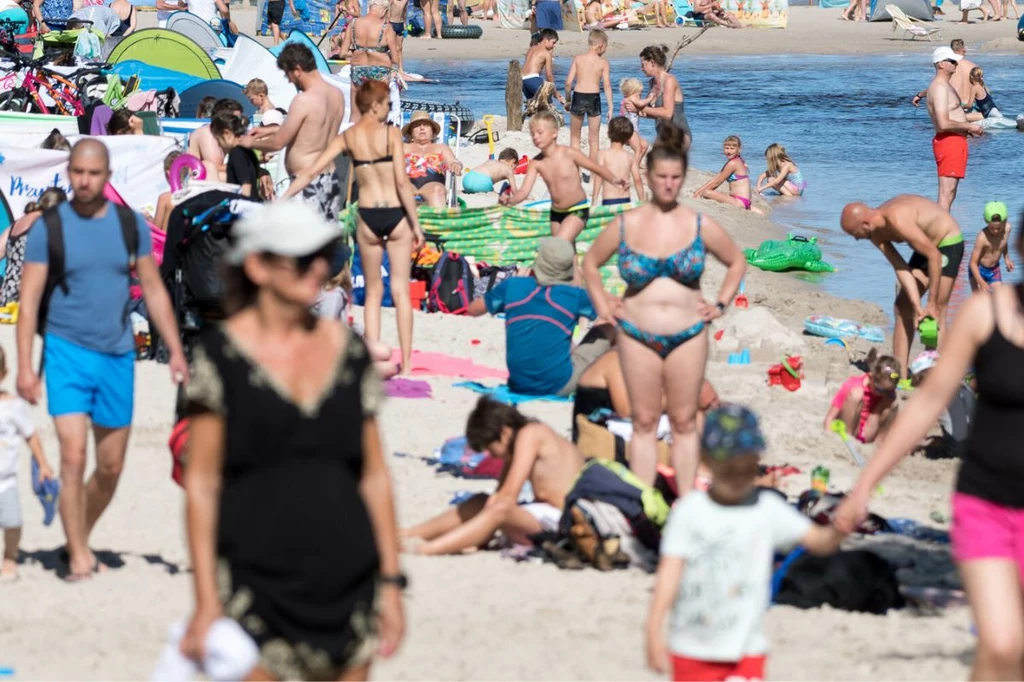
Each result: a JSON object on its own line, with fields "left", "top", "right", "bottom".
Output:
{"left": 389, "top": 350, "right": 508, "bottom": 380}
{"left": 384, "top": 378, "right": 433, "bottom": 399}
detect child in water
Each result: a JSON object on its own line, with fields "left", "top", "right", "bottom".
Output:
{"left": 646, "top": 404, "right": 844, "bottom": 681}
{"left": 969, "top": 201, "right": 1015, "bottom": 292}
{"left": 462, "top": 148, "right": 519, "bottom": 195}
{"left": 618, "top": 77, "right": 651, "bottom": 163}
{"left": 823, "top": 350, "right": 901, "bottom": 445}
{"left": 693, "top": 135, "right": 753, "bottom": 211}
{"left": 756, "top": 143, "right": 806, "bottom": 197}
{"left": 965, "top": 67, "right": 1002, "bottom": 122}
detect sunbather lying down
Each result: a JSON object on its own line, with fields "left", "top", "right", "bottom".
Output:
{"left": 401, "top": 397, "right": 584, "bottom": 555}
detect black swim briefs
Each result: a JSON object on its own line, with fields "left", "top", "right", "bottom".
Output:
{"left": 908, "top": 238, "right": 965, "bottom": 279}
{"left": 267, "top": 0, "right": 284, "bottom": 24}
{"left": 569, "top": 92, "right": 601, "bottom": 119}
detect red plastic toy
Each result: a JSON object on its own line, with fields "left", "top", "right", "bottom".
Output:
{"left": 713, "top": 329, "right": 724, "bottom": 341}
{"left": 767, "top": 355, "right": 803, "bottom": 392}
{"left": 515, "top": 155, "right": 530, "bottom": 175}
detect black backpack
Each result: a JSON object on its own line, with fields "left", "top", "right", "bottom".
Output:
{"left": 428, "top": 252, "right": 475, "bottom": 314}
{"left": 39, "top": 203, "right": 139, "bottom": 335}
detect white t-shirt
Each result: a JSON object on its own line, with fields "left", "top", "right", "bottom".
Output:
{"left": 0, "top": 398, "right": 36, "bottom": 493}
{"left": 188, "top": 0, "right": 217, "bottom": 25}
{"left": 660, "top": 489, "right": 811, "bottom": 662}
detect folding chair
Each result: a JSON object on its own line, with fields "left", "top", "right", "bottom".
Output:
{"left": 886, "top": 4, "right": 942, "bottom": 40}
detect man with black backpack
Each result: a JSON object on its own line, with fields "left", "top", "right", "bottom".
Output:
{"left": 15, "top": 139, "right": 188, "bottom": 582}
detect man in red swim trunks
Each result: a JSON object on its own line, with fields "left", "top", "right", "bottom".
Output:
{"left": 926, "top": 45, "right": 982, "bottom": 212}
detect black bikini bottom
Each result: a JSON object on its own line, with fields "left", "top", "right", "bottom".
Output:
{"left": 411, "top": 173, "right": 444, "bottom": 190}
{"left": 358, "top": 206, "right": 407, "bottom": 240}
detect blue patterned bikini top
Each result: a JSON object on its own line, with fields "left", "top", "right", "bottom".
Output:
{"left": 617, "top": 213, "right": 705, "bottom": 290}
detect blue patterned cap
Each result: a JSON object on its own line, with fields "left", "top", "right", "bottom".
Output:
{"left": 701, "top": 403, "right": 766, "bottom": 460}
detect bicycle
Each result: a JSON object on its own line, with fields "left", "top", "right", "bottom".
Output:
{"left": 0, "top": 51, "right": 85, "bottom": 115}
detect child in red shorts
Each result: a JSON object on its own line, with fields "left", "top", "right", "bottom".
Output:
{"left": 645, "top": 405, "right": 846, "bottom": 681}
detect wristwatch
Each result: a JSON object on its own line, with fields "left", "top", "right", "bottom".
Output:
{"left": 715, "top": 302, "right": 726, "bottom": 314}
{"left": 379, "top": 573, "right": 409, "bottom": 590}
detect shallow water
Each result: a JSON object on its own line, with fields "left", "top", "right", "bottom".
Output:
{"left": 403, "top": 53, "right": 1024, "bottom": 316}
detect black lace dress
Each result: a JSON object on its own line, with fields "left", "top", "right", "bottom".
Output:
{"left": 186, "top": 325, "right": 384, "bottom": 680}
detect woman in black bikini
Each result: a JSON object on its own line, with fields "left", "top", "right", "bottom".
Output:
{"left": 180, "top": 201, "right": 405, "bottom": 681}
{"left": 284, "top": 81, "right": 424, "bottom": 375}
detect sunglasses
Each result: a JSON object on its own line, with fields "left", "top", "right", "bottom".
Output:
{"left": 277, "top": 242, "right": 338, "bottom": 275}
{"left": 944, "top": 59, "right": 958, "bottom": 65}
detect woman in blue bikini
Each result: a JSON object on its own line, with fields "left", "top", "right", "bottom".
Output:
{"left": 582, "top": 124, "right": 746, "bottom": 495}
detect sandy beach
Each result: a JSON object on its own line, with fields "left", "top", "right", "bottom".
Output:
{"left": 0, "top": 109, "right": 976, "bottom": 680}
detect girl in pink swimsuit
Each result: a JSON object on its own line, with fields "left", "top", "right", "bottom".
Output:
{"left": 693, "top": 135, "right": 753, "bottom": 211}
{"left": 823, "top": 353, "right": 901, "bottom": 444}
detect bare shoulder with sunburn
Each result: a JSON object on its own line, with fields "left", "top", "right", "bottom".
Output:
{"left": 284, "top": 86, "right": 345, "bottom": 175}
{"left": 523, "top": 422, "right": 585, "bottom": 510}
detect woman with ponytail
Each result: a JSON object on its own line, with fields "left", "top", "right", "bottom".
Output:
{"left": 630, "top": 45, "right": 693, "bottom": 152}
{"left": 582, "top": 125, "right": 746, "bottom": 496}
{"left": 0, "top": 187, "right": 67, "bottom": 306}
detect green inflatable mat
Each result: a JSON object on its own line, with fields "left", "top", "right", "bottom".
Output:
{"left": 340, "top": 202, "right": 630, "bottom": 292}
{"left": 744, "top": 234, "right": 835, "bottom": 273}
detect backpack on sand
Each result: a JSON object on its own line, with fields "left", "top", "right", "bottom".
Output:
{"left": 472, "top": 264, "right": 517, "bottom": 300}
{"left": 428, "top": 252, "right": 474, "bottom": 314}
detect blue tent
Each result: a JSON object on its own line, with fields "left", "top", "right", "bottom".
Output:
{"left": 111, "top": 60, "right": 205, "bottom": 93}
{"left": 268, "top": 31, "right": 330, "bottom": 72}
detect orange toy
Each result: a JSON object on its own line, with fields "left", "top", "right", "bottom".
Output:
{"left": 515, "top": 155, "right": 530, "bottom": 175}
{"left": 767, "top": 355, "right": 803, "bottom": 392}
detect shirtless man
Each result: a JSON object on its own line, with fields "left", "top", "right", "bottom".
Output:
{"left": 925, "top": 45, "right": 983, "bottom": 211}
{"left": 188, "top": 98, "right": 244, "bottom": 181}
{"left": 840, "top": 194, "right": 965, "bottom": 379}
{"left": 401, "top": 397, "right": 585, "bottom": 555}
{"left": 565, "top": 29, "right": 613, "bottom": 161}
{"left": 522, "top": 28, "right": 565, "bottom": 104}
{"left": 242, "top": 44, "right": 345, "bottom": 221}
{"left": 912, "top": 39, "right": 978, "bottom": 107}
{"left": 693, "top": 0, "right": 741, "bottom": 27}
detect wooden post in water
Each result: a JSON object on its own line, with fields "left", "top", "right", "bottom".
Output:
{"left": 506, "top": 60, "right": 523, "bottom": 131}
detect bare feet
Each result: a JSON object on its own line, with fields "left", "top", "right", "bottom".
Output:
{"left": 1, "top": 557, "right": 17, "bottom": 583}
{"left": 66, "top": 550, "right": 106, "bottom": 582}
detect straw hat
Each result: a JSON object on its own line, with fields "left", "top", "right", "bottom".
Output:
{"left": 403, "top": 111, "right": 441, "bottom": 139}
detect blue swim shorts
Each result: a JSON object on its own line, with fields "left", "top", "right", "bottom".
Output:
{"left": 43, "top": 334, "right": 135, "bottom": 429}
{"left": 462, "top": 170, "right": 495, "bottom": 194}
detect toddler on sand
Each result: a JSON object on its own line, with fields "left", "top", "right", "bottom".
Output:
{"left": 969, "top": 201, "right": 1015, "bottom": 291}
{"left": 646, "top": 405, "right": 844, "bottom": 681}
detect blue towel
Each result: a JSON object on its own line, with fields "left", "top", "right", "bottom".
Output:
{"left": 31, "top": 459, "right": 60, "bottom": 527}
{"left": 534, "top": 0, "right": 564, "bottom": 30}
{"left": 453, "top": 381, "right": 573, "bottom": 405}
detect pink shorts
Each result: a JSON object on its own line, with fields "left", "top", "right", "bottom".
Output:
{"left": 951, "top": 492, "right": 1024, "bottom": 581}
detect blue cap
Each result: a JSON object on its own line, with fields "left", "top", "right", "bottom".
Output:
{"left": 701, "top": 403, "right": 766, "bottom": 460}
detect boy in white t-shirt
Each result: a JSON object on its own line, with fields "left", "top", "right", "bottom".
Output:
{"left": 0, "top": 347, "right": 55, "bottom": 582}
{"left": 645, "top": 404, "right": 845, "bottom": 681}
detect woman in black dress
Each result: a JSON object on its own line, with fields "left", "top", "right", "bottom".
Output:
{"left": 180, "top": 201, "right": 405, "bottom": 681}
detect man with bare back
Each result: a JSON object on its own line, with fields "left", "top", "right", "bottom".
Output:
{"left": 912, "top": 39, "right": 978, "bottom": 107}
{"left": 840, "top": 195, "right": 964, "bottom": 379}
{"left": 241, "top": 44, "right": 345, "bottom": 219}
{"left": 924, "top": 45, "right": 982, "bottom": 211}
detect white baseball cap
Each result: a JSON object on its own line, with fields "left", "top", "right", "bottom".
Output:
{"left": 225, "top": 201, "right": 340, "bottom": 265}
{"left": 932, "top": 46, "right": 962, "bottom": 64}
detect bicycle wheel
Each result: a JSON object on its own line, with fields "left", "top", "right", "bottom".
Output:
{"left": 0, "top": 87, "right": 33, "bottom": 112}
{"left": 38, "top": 72, "right": 83, "bottom": 116}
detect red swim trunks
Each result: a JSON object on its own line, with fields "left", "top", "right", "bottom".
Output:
{"left": 932, "top": 132, "right": 968, "bottom": 179}
{"left": 672, "top": 655, "right": 766, "bottom": 681}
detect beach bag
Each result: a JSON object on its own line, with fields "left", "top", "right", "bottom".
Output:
{"left": 472, "top": 264, "right": 517, "bottom": 299}
{"left": 428, "top": 252, "right": 474, "bottom": 314}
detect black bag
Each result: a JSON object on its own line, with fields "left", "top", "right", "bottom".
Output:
{"left": 472, "top": 264, "right": 517, "bottom": 299}
{"left": 775, "top": 549, "right": 905, "bottom": 615}
{"left": 428, "top": 251, "right": 474, "bottom": 314}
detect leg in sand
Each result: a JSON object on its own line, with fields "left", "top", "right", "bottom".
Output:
{"left": 430, "top": 0, "right": 444, "bottom": 36}
{"left": 569, "top": 112, "right": 585, "bottom": 156}
{"left": 456, "top": 0, "right": 469, "bottom": 25}
{"left": 1004, "top": 0, "right": 1019, "bottom": 18}
{"left": 384, "top": 221, "right": 415, "bottom": 375}
{"left": 989, "top": 0, "right": 1003, "bottom": 18}
{"left": 893, "top": 273, "right": 927, "bottom": 379}
{"left": 661, "top": 328, "right": 708, "bottom": 495}
{"left": 857, "top": 396, "right": 898, "bottom": 445}
{"left": 629, "top": 132, "right": 649, "bottom": 171}
{"left": 84, "top": 425, "right": 130, "bottom": 541}
{"left": 960, "top": 559, "right": 1024, "bottom": 680}
{"left": 616, "top": 329, "right": 665, "bottom": 487}
{"left": 402, "top": 493, "right": 545, "bottom": 554}
{"left": 587, "top": 112, "right": 601, "bottom": 162}
{"left": 357, "top": 222, "right": 386, "bottom": 351}
{"left": 697, "top": 188, "right": 748, "bottom": 210}
{"left": 56, "top": 415, "right": 101, "bottom": 580}
{"left": 421, "top": 0, "right": 436, "bottom": 37}
{"left": 840, "top": 0, "right": 856, "bottom": 19}
{"left": 270, "top": 20, "right": 281, "bottom": 45}
{"left": 836, "top": 384, "right": 866, "bottom": 440}
{"left": 935, "top": 274, "right": 956, "bottom": 349}
{"left": 2, "top": 527, "right": 20, "bottom": 581}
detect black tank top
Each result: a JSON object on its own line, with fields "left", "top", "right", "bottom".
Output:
{"left": 956, "top": 285, "right": 1024, "bottom": 507}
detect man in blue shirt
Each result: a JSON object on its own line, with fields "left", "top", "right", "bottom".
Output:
{"left": 468, "top": 237, "right": 612, "bottom": 396}
{"left": 16, "top": 139, "right": 188, "bottom": 582}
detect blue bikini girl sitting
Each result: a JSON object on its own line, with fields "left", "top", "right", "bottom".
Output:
{"left": 582, "top": 124, "right": 747, "bottom": 498}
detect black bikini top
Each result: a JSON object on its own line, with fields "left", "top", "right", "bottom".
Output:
{"left": 346, "top": 128, "right": 393, "bottom": 167}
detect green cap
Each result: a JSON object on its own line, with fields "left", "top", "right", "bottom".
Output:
{"left": 984, "top": 201, "right": 1008, "bottom": 223}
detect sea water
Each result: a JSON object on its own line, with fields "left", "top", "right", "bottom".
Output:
{"left": 402, "top": 53, "right": 1024, "bottom": 316}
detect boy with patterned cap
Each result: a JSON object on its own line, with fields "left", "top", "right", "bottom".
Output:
{"left": 645, "top": 404, "right": 845, "bottom": 681}
{"left": 969, "top": 200, "right": 1015, "bottom": 292}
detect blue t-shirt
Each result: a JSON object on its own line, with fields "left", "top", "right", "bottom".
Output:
{"left": 25, "top": 202, "right": 152, "bottom": 356}
{"left": 484, "top": 277, "right": 596, "bottom": 395}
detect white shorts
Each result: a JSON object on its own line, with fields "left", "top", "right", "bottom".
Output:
{"left": 520, "top": 502, "right": 561, "bottom": 532}
{"left": 0, "top": 486, "right": 22, "bottom": 528}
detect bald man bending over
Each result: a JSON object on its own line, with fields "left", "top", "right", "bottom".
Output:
{"left": 16, "top": 140, "right": 188, "bottom": 581}
{"left": 840, "top": 195, "right": 963, "bottom": 378}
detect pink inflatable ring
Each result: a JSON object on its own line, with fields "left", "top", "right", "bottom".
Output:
{"left": 168, "top": 153, "right": 206, "bottom": 191}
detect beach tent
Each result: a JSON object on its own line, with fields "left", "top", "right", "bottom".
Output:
{"left": 178, "top": 80, "right": 256, "bottom": 118}
{"left": 165, "top": 11, "right": 224, "bottom": 51}
{"left": 868, "top": 0, "right": 933, "bottom": 20}
{"left": 108, "top": 29, "right": 222, "bottom": 79}
{"left": 255, "top": 0, "right": 343, "bottom": 39}
{"left": 111, "top": 60, "right": 206, "bottom": 93}
{"left": 268, "top": 31, "right": 330, "bottom": 73}
{"left": 220, "top": 34, "right": 298, "bottom": 109}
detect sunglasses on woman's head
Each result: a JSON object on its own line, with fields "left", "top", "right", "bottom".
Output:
{"left": 293, "top": 242, "right": 339, "bottom": 274}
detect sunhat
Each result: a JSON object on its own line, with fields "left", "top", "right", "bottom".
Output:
{"left": 402, "top": 111, "right": 441, "bottom": 138}
{"left": 984, "top": 201, "right": 1008, "bottom": 223}
{"left": 932, "top": 46, "right": 961, "bottom": 64}
{"left": 701, "top": 403, "right": 766, "bottom": 460}
{"left": 225, "top": 201, "right": 340, "bottom": 265}
{"left": 533, "top": 237, "right": 575, "bottom": 286}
